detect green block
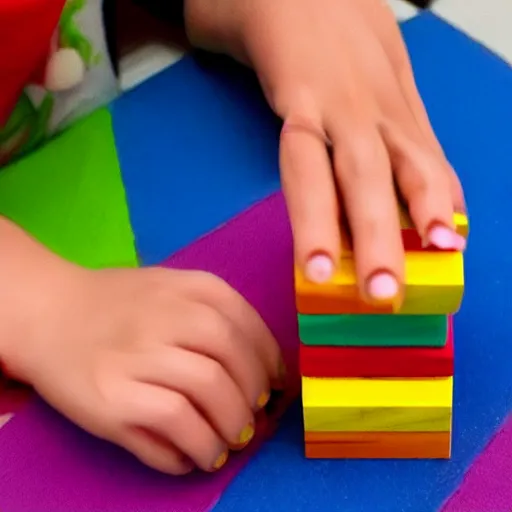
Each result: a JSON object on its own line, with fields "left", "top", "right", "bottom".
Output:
{"left": 0, "top": 109, "right": 138, "bottom": 269}
{"left": 298, "top": 314, "right": 448, "bottom": 347}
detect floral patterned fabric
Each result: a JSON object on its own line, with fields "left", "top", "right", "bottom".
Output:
{"left": 0, "top": 0, "right": 118, "bottom": 167}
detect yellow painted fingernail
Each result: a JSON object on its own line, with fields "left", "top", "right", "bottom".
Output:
{"left": 212, "top": 451, "right": 228, "bottom": 471}
{"left": 239, "top": 423, "right": 255, "bottom": 445}
{"left": 257, "top": 391, "right": 270, "bottom": 409}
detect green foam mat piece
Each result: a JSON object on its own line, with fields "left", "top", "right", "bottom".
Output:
{"left": 0, "top": 109, "right": 138, "bottom": 269}
{"left": 298, "top": 314, "right": 448, "bottom": 347}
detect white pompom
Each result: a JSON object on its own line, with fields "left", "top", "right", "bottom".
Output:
{"left": 45, "top": 48, "right": 86, "bottom": 91}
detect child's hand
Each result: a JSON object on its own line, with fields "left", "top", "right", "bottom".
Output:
{"left": 0, "top": 223, "right": 283, "bottom": 474}
{"left": 187, "top": 0, "right": 467, "bottom": 303}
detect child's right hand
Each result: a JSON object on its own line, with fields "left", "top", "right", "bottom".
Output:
{"left": 0, "top": 219, "right": 283, "bottom": 475}
{"left": 186, "top": 0, "right": 468, "bottom": 305}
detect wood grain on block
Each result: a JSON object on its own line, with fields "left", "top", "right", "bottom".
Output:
{"left": 300, "top": 316, "right": 454, "bottom": 377}
{"left": 304, "top": 431, "right": 451, "bottom": 459}
{"left": 298, "top": 313, "right": 448, "bottom": 347}
{"left": 302, "top": 376, "right": 453, "bottom": 432}
{"left": 295, "top": 251, "right": 464, "bottom": 315}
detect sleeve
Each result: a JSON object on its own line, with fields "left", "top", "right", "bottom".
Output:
{"left": 131, "top": 0, "right": 185, "bottom": 26}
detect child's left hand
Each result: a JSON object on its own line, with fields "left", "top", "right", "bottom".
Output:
{"left": 186, "top": 0, "right": 467, "bottom": 304}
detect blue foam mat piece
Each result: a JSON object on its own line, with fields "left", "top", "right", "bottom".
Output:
{"left": 210, "top": 13, "right": 512, "bottom": 512}
{"left": 111, "top": 54, "right": 281, "bottom": 265}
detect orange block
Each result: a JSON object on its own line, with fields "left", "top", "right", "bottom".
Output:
{"left": 304, "top": 431, "right": 451, "bottom": 459}
{"left": 296, "top": 292, "right": 393, "bottom": 315}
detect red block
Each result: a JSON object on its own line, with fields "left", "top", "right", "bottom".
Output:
{"left": 300, "top": 316, "right": 454, "bottom": 378}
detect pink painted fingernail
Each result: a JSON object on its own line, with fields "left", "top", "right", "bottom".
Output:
{"left": 367, "top": 272, "right": 399, "bottom": 301}
{"left": 428, "top": 225, "right": 466, "bottom": 251}
{"left": 305, "top": 255, "right": 334, "bottom": 283}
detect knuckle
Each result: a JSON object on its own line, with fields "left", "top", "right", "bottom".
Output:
{"left": 409, "top": 163, "right": 449, "bottom": 200}
{"left": 141, "top": 267, "right": 170, "bottom": 290}
{"left": 193, "top": 269, "right": 217, "bottom": 283}
{"left": 408, "top": 171, "right": 431, "bottom": 197}
{"left": 199, "top": 359, "right": 226, "bottom": 389}
{"left": 194, "top": 270, "right": 232, "bottom": 296}
{"left": 199, "top": 307, "right": 232, "bottom": 340}
{"left": 273, "top": 86, "right": 319, "bottom": 120}
{"left": 162, "top": 393, "right": 192, "bottom": 423}
{"left": 335, "top": 131, "right": 384, "bottom": 180}
{"left": 140, "top": 270, "right": 177, "bottom": 305}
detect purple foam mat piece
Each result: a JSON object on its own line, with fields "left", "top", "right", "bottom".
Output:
{"left": 0, "top": 193, "right": 300, "bottom": 512}
{"left": 441, "top": 415, "right": 512, "bottom": 512}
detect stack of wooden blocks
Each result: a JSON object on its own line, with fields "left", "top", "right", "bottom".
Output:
{"left": 296, "top": 208, "right": 468, "bottom": 459}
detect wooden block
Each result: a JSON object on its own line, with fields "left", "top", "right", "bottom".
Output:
{"left": 340, "top": 210, "right": 468, "bottom": 254}
{"left": 304, "top": 431, "right": 451, "bottom": 459}
{"left": 400, "top": 210, "right": 468, "bottom": 252}
{"left": 298, "top": 313, "right": 448, "bottom": 347}
{"left": 300, "top": 316, "right": 454, "bottom": 377}
{"left": 295, "top": 251, "right": 464, "bottom": 315}
{"left": 302, "top": 376, "right": 452, "bottom": 432}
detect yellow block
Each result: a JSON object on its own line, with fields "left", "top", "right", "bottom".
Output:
{"left": 302, "top": 376, "right": 453, "bottom": 432}
{"left": 295, "top": 251, "right": 464, "bottom": 315}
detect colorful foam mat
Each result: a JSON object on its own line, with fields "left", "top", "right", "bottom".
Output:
{"left": 0, "top": 11, "right": 511, "bottom": 512}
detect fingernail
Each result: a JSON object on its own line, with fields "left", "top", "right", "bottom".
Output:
{"left": 367, "top": 272, "right": 399, "bottom": 301}
{"left": 256, "top": 391, "right": 270, "bottom": 409}
{"left": 238, "top": 423, "right": 255, "bottom": 445}
{"left": 305, "top": 254, "right": 334, "bottom": 283}
{"left": 212, "top": 451, "right": 228, "bottom": 471}
{"left": 427, "top": 225, "right": 466, "bottom": 251}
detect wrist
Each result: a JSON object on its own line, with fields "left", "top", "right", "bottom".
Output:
{"left": 0, "top": 217, "right": 80, "bottom": 383}
{"left": 184, "top": 0, "right": 248, "bottom": 62}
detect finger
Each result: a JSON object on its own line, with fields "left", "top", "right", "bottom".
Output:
{"left": 132, "top": 347, "right": 255, "bottom": 450}
{"left": 446, "top": 162, "right": 467, "bottom": 214}
{"left": 357, "top": 31, "right": 469, "bottom": 246}
{"left": 124, "top": 383, "right": 228, "bottom": 472}
{"left": 367, "top": 5, "right": 468, "bottom": 214}
{"left": 380, "top": 123, "right": 466, "bottom": 251}
{"left": 120, "top": 427, "right": 195, "bottom": 475}
{"left": 329, "top": 120, "right": 404, "bottom": 305}
{"left": 182, "top": 271, "right": 285, "bottom": 388}
{"left": 279, "top": 119, "right": 341, "bottom": 284}
{"left": 172, "top": 302, "right": 271, "bottom": 411}
{"left": 388, "top": 51, "right": 468, "bottom": 214}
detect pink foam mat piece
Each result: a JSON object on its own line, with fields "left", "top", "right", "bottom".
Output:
{"left": 0, "top": 193, "right": 300, "bottom": 512}
{"left": 441, "top": 415, "right": 512, "bottom": 512}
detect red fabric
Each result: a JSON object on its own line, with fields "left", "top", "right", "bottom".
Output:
{"left": 0, "top": 0, "right": 66, "bottom": 125}
{"left": 300, "top": 316, "right": 454, "bottom": 378}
